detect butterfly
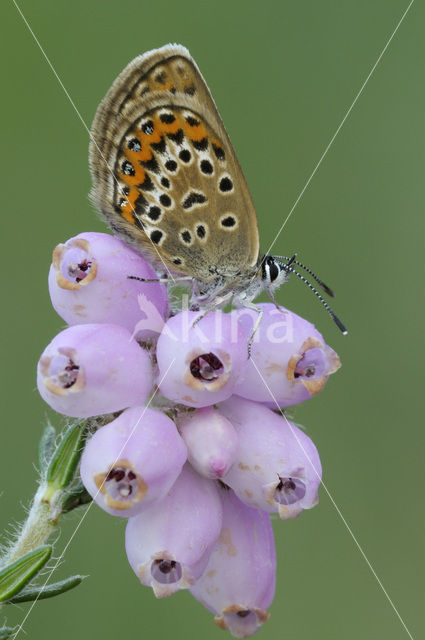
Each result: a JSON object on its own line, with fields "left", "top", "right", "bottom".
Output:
{"left": 89, "top": 43, "right": 346, "bottom": 334}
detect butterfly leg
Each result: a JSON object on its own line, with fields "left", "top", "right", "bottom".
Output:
{"left": 265, "top": 288, "right": 286, "bottom": 313}
{"left": 240, "top": 301, "right": 264, "bottom": 358}
{"left": 191, "top": 292, "right": 234, "bottom": 327}
{"left": 128, "top": 275, "right": 193, "bottom": 283}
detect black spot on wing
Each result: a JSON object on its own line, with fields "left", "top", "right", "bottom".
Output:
{"left": 155, "top": 71, "right": 167, "bottom": 85}
{"left": 141, "top": 120, "right": 154, "bottom": 135}
{"left": 181, "top": 230, "right": 192, "bottom": 244}
{"left": 179, "top": 149, "right": 191, "bottom": 163}
{"left": 122, "top": 160, "right": 135, "bottom": 176}
{"left": 219, "top": 176, "right": 233, "bottom": 192}
{"left": 134, "top": 193, "right": 148, "bottom": 214}
{"left": 159, "top": 193, "right": 172, "bottom": 208}
{"left": 193, "top": 138, "right": 208, "bottom": 151}
{"left": 167, "top": 129, "right": 184, "bottom": 145}
{"left": 151, "top": 137, "right": 167, "bottom": 154}
{"left": 141, "top": 156, "right": 160, "bottom": 174}
{"left": 138, "top": 173, "right": 155, "bottom": 191}
{"left": 200, "top": 159, "right": 213, "bottom": 175}
{"left": 186, "top": 115, "right": 200, "bottom": 127}
{"left": 150, "top": 230, "right": 163, "bottom": 244}
{"left": 165, "top": 159, "right": 178, "bottom": 172}
{"left": 212, "top": 143, "right": 225, "bottom": 161}
{"left": 128, "top": 138, "right": 141, "bottom": 152}
{"left": 221, "top": 215, "right": 236, "bottom": 228}
{"left": 183, "top": 192, "right": 207, "bottom": 209}
{"left": 160, "top": 112, "right": 176, "bottom": 124}
{"left": 147, "top": 206, "right": 162, "bottom": 221}
{"left": 196, "top": 224, "right": 206, "bottom": 239}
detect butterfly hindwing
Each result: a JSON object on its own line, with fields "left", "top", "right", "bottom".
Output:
{"left": 89, "top": 44, "right": 259, "bottom": 279}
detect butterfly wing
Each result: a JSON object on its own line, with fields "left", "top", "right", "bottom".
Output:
{"left": 89, "top": 44, "right": 259, "bottom": 280}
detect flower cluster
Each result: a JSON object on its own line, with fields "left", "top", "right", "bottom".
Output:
{"left": 37, "top": 231, "right": 341, "bottom": 638}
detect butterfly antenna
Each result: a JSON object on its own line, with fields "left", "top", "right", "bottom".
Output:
{"left": 284, "top": 265, "right": 347, "bottom": 335}
{"left": 276, "top": 255, "right": 335, "bottom": 297}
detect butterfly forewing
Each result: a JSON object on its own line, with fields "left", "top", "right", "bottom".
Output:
{"left": 89, "top": 44, "right": 259, "bottom": 279}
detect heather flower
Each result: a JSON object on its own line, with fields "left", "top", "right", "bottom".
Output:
{"left": 32, "top": 227, "right": 342, "bottom": 637}
{"left": 48, "top": 232, "right": 168, "bottom": 341}
{"left": 234, "top": 303, "right": 341, "bottom": 406}
{"left": 178, "top": 406, "right": 238, "bottom": 479}
{"left": 37, "top": 324, "right": 153, "bottom": 417}
{"left": 125, "top": 464, "right": 222, "bottom": 597}
{"left": 190, "top": 487, "right": 275, "bottom": 638}
{"left": 80, "top": 406, "right": 187, "bottom": 517}
{"left": 156, "top": 310, "right": 247, "bottom": 407}
{"left": 218, "top": 396, "right": 322, "bottom": 520}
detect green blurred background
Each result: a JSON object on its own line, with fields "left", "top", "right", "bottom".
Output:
{"left": 1, "top": 1, "right": 423, "bottom": 638}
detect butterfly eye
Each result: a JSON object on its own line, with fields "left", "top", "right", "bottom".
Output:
{"left": 268, "top": 261, "right": 280, "bottom": 283}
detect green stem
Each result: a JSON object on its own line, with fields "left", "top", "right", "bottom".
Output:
{"left": 4, "top": 485, "right": 61, "bottom": 565}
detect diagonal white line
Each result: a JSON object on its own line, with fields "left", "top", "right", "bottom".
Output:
{"left": 11, "top": 359, "right": 176, "bottom": 640}
{"left": 12, "top": 0, "right": 176, "bottom": 283}
{"left": 263, "top": 0, "right": 415, "bottom": 261}
{"left": 250, "top": 356, "right": 415, "bottom": 640}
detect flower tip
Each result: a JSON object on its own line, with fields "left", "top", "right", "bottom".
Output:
{"left": 208, "top": 458, "right": 227, "bottom": 478}
{"left": 215, "top": 606, "right": 270, "bottom": 638}
{"left": 147, "top": 555, "right": 193, "bottom": 598}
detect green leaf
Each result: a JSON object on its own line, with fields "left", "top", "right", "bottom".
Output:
{"left": 0, "top": 626, "right": 17, "bottom": 639}
{"left": 45, "top": 423, "right": 86, "bottom": 495}
{"left": 8, "top": 574, "right": 85, "bottom": 603}
{"left": 38, "top": 423, "right": 56, "bottom": 469}
{"left": 0, "top": 546, "right": 51, "bottom": 602}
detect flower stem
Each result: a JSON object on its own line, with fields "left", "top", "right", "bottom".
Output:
{"left": 4, "top": 485, "right": 60, "bottom": 565}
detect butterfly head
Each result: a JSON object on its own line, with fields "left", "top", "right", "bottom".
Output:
{"left": 260, "top": 255, "right": 291, "bottom": 293}
{"left": 258, "top": 254, "right": 347, "bottom": 335}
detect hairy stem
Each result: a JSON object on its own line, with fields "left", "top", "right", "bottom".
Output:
{"left": 4, "top": 485, "right": 61, "bottom": 565}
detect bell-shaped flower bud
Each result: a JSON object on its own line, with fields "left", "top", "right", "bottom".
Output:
{"left": 80, "top": 407, "right": 187, "bottom": 517}
{"left": 37, "top": 324, "right": 153, "bottom": 418}
{"left": 190, "top": 488, "right": 275, "bottom": 638}
{"left": 48, "top": 232, "right": 168, "bottom": 341}
{"left": 178, "top": 407, "right": 238, "bottom": 479}
{"left": 218, "top": 396, "right": 322, "bottom": 520}
{"left": 233, "top": 303, "right": 340, "bottom": 407}
{"left": 156, "top": 311, "right": 247, "bottom": 407}
{"left": 125, "top": 464, "right": 222, "bottom": 597}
